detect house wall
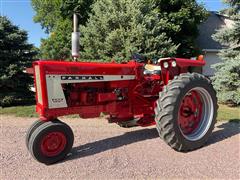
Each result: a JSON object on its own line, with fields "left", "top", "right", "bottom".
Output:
{"left": 222, "top": 17, "right": 235, "bottom": 28}
{"left": 203, "top": 52, "right": 222, "bottom": 76}
{"left": 196, "top": 12, "right": 234, "bottom": 77}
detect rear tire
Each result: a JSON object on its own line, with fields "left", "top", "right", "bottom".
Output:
{"left": 155, "top": 73, "right": 217, "bottom": 151}
{"left": 28, "top": 120, "right": 74, "bottom": 164}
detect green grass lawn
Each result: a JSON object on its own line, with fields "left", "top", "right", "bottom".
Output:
{"left": 217, "top": 104, "right": 240, "bottom": 122}
{"left": 0, "top": 104, "right": 239, "bottom": 122}
{"left": 0, "top": 105, "right": 38, "bottom": 117}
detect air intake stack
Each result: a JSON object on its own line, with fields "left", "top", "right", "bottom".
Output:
{"left": 72, "top": 13, "right": 80, "bottom": 60}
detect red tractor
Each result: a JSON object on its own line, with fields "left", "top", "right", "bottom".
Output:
{"left": 26, "top": 15, "right": 217, "bottom": 164}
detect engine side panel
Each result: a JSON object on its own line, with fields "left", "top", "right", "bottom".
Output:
{"left": 33, "top": 61, "right": 148, "bottom": 122}
{"left": 46, "top": 74, "right": 136, "bottom": 109}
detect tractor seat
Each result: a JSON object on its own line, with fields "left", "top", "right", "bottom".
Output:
{"left": 144, "top": 64, "right": 161, "bottom": 75}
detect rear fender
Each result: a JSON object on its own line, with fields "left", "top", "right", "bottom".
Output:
{"left": 175, "top": 58, "right": 205, "bottom": 67}
{"left": 158, "top": 57, "right": 205, "bottom": 85}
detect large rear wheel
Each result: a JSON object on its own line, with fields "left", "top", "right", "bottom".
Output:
{"left": 155, "top": 73, "right": 217, "bottom": 151}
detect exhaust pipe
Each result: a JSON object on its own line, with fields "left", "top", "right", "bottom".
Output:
{"left": 72, "top": 13, "right": 80, "bottom": 60}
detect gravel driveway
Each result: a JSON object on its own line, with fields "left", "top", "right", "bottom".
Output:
{"left": 0, "top": 115, "right": 239, "bottom": 179}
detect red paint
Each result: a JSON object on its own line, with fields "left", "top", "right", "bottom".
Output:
{"left": 40, "top": 132, "right": 67, "bottom": 157}
{"left": 36, "top": 60, "right": 138, "bottom": 75}
{"left": 175, "top": 58, "right": 205, "bottom": 67}
{"left": 178, "top": 90, "right": 203, "bottom": 135}
{"left": 97, "top": 93, "right": 117, "bottom": 103}
{"left": 26, "top": 67, "right": 34, "bottom": 74}
{"left": 32, "top": 57, "right": 205, "bottom": 127}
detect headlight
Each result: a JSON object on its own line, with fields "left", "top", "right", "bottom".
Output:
{"left": 171, "top": 61, "right": 177, "bottom": 67}
{"left": 163, "top": 62, "right": 169, "bottom": 68}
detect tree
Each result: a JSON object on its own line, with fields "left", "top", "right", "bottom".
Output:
{"left": 31, "top": 0, "right": 94, "bottom": 59}
{"left": 32, "top": 0, "right": 207, "bottom": 60}
{"left": 32, "top": 0, "right": 94, "bottom": 31}
{"left": 60, "top": 0, "right": 95, "bottom": 25}
{"left": 153, "top": 0, "right": 208, "bottom": 57}
{"left": 81, "top": 0, "right": 208, "bottom": 61}
{"left": 221, "top": 0, "right": 240, "bottom": 15}
{"left": 32, "top": 0, "right": 72, "bottom": 59}
{"left": 212, "top": 0, "right": 240, "bottom": 105}
{"left": 0, "top": 16, "right": 37, "bottom": 106}
{"left": 39, "top": 19, "right": 72, "bottom": 60}
{"left": 32, "top": 0, "right": 62, "bottom": 33}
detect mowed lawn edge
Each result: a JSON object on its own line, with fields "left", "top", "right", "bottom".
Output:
{"left": 0, "top": 104, "right": 239, "bottom": 122}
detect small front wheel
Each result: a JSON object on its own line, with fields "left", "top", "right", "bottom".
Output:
{"left": 28, "top": 120, "right": 74, "bottom": 164}
{"left": 26, "top": 120, "right": 44, "bottom": 150}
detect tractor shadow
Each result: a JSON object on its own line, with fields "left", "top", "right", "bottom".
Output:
{"left": 66, "top": 128, "right": 159, "bottom": 161}
{"left": 64, "top": 120, "right": 239, "bottom": 162}
{"left": 206, "top": 120, "right": 240, "bottom": 146}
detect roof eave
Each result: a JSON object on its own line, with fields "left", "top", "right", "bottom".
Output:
{"left": 202, "top": 49, "right": 221, "bottom": 52}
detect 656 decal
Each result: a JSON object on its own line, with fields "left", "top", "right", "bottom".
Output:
{"left": 52, "top": 98, "right": 64, "bottom": 103}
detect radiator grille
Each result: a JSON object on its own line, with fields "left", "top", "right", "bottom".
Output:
{"left": 34, "top": 65, "right": 43, "bottom": 104}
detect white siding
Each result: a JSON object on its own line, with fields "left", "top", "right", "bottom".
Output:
{"left": 203, "top": 52, "right": 222, "bottom": 76}
{"left": 223, "top": 18, "right": 235, "bottom": 28}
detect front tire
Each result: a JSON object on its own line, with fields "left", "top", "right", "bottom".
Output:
{"left": 26, "top": 120, "right": 45, "bottom": 150}
{"left": 28, "top": 120, "right": 74, "bottom": 164}
{"left": 155, "top": 73, "right": 217, "bottom": 151}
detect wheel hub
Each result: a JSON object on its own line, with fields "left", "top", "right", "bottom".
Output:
{"left": 40, "top": 132, "right": 67, "bottom": 157}
{"left": 178, "top": 90, "right": 203, "bottom": 135}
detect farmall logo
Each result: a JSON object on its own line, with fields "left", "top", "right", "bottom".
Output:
{"left": 61, "top": 76, "right": 104, "bottom": 81}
